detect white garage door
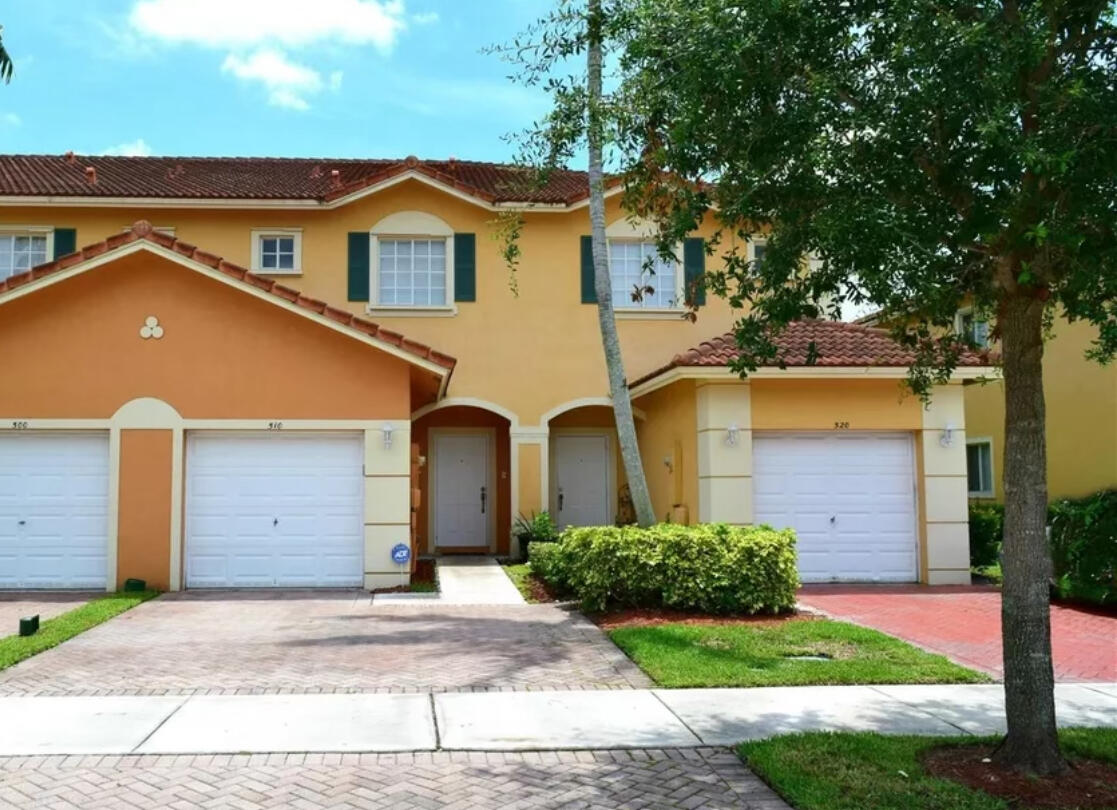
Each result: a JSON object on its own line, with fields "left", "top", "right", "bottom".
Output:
{"left": 185, "top": 433, "right": 364, "bottom": 588}
{"left": 753, "top": 433, "right": 918, "bottom": 582}
{"left": 0, "top": 433, "right": 110, "bottom": 589}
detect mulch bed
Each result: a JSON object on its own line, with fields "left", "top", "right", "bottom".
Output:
{"left": 521, "top": 573, "right": 559, "bottom": 603}
{"left": 369, "top": 581, "right": 437, "bottom": 595}
{"left": 591, "top": 607, "right": 811, "bottom": 631}
{"left": 922, "top": 744, "right": 1117, "bottom": 809}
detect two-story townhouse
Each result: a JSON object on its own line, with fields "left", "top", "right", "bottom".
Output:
{"left": 953, "top": 311, "right": 1117, "bottom": 503}
{"left": 0, "top": 154, "right": 990, "bottom": 593}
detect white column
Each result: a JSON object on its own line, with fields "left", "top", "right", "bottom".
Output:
{"left": 921, "top": 385, "right": 971, "bottom": 585}
{"left": 696, "top": 383, "right": 753, "bottom": 525}
{"left": 363, "top": 421, "right": 412, "bottom": 589}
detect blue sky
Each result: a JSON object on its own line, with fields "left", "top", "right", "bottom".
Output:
{"left": 0, "top": 0, "right": 557, "bottom": 161}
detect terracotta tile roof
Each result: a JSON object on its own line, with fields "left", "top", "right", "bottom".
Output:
{"left": 631, "top": 319, "right": 991, "bottom": 387}
{"left": 0, "top": 154, "right": 594, "bottom": 205}
{"left": 0, "top": 220, "right": 456, "bottom": 374}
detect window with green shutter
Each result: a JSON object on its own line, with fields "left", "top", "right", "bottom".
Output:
{"left": 454, "top": 233, "right": 476, "bottom": 302}
{"left": 347, "top": 232, "right": 371, "bottom": 302}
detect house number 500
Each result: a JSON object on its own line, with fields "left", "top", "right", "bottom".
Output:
{"left": 10, "top": 421, "right": 29, "bottom": 430}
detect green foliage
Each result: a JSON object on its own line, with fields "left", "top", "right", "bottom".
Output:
{"left": 968, "top": 503, "right": 1004, "bottom": 568}
{"left": 612, "top": 1, "right": 1117, "bottom": 389}
{"left": 1048, "top": 490, "right": 1117, "bottom": 606}
{"left": 514, "top": 511, "right": 560, "bottom": 545}
{"left": 530, "top": 523, "right": 798, "bottom": 613}
{"left": 738, "top": 729, "right": 1117, "bottom": 810}
{"left": 610, "top": 619, "right": 987, "bottom": 687}
{"left": 0, "top": 591, "right": 159, "bottom": 671}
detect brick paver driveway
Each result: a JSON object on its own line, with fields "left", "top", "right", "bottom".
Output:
{"left": 0, "top": 591, "right": 650, "bottom": 695}
{"left": 0, "top": 594, "right": 94, "bottom": 639}
{"left": 0, "top": 749, "right": 790, "bottom": 810}
{"left": 798, "top": 585, "right": 1117, "bottom": 682}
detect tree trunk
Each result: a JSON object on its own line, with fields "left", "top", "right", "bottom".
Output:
{"left": 586, "top": 0, "right": 656, "bottom": 527}
{"left": 993, "top": 293, "right": 1066, "bottom": 775}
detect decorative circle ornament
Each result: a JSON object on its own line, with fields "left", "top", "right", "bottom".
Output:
{"left": 139, "top": 316, "right": 164, "bottom": 340}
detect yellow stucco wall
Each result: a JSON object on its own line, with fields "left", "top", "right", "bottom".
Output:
{"left": 634, "top": 380, "right": 699, "bottom": 524}
{"left": 964, "top": 318, "right": 1117, "bottom": 501}
{"left": 2, "top": 184, "right": 741, "bottom": 427}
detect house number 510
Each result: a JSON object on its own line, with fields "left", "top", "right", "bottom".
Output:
{"left": 267, "top": 421, "right": 284, "bottom": 431}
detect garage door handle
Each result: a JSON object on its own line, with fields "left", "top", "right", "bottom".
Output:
{"left": 17, "top": 520, "right": 26, "bottom": 526}
{"left": 558, "top": 488, "right": 564, "bottom": 512}
{"left": 830, "top": 515, "right": 836, "bottom": 523}
{"left": 273, "top": 517, "right": 279, "bottom": 527}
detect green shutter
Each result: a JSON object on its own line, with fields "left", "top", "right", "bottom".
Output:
{"left": 453, "top": 233, "right": 476, "bottom": 302}
{"left": 53, "top": 228, "right": 77, "bottom": 259}
{"left": 347, "top": 232, "right": 370, "bottom": 302}
{"left": 684, "top": 237, "right": 706, "bottom": 306}
{"left": 580, "top": 235, "right": 597, "bottom": 304}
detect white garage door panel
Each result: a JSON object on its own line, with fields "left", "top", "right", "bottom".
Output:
{"left": 0, "top": 434, "right": 110, "bottom": 589}
{"left": 754, "top": 433, "right": 918, "bottom": 582}
{"left": 186, "top": 433, "right": 364, "bottom": 588}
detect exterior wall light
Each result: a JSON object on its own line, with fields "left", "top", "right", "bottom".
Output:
{"left": 940, "top": 422, "right": 956, "bottom": 447}
{"left": 382, "top": 423, "right": 395, "bottom": 450}
{"left": 726, "top": 423, "right": 740, "bottom": 447}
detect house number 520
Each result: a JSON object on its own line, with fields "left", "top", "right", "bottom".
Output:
{"left": 834, "top": 421, "right": 850, "bottom": 429}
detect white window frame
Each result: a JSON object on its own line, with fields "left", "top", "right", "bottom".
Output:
{"left": 604, "top": 217, "right": 685, "bottom": 318}
{"left": 0, "top": 225, "right": 54, "bottom": 280}
{"left": 749, "top": 237, "right": 768, "bottom": 265}
{"left": 250, "top": 228, "right": 303, "bottom": 275}
{"left": 369, "top": 211, "right": 456, "bottom": 316}
{"left": 956, "top": 307, "right": 992, "bottom": 348}
{"left": 966, "top": 437, "right": 995, "bottom": 498}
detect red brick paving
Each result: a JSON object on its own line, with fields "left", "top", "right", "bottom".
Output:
{"left": 797, "top": 585, "right": 1117, "bottom": 682}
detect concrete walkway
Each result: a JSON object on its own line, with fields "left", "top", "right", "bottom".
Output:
{"left": 1, "top": 683, "right": 1113, "bottom": 756}
{"left": 374, "top": 557, "right": 526, "bottom": 606}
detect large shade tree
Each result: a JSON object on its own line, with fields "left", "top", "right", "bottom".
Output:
{"left": 609, "top": 0, "right": 1117, "bottom": 775}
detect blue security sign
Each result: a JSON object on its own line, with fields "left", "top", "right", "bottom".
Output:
{"left": 390, "top": 543, "right": 412, "bottom": 565}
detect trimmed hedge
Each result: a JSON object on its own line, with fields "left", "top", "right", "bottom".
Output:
{"left": 968, "top": 502, "right": 1004, "bottom": 568}
{"left": 528, "top": 523, "right": 799, "bottom": 614}
{"left": 1049, "top": 490, "right": 1117, "bottom": 606}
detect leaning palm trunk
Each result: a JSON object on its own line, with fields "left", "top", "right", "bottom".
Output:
{"left": 585, "top": 0, "right": 656, "bottom": 527}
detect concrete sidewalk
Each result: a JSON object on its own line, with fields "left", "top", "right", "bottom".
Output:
{"left": 373, "top": 557, "right": 526, "bottom": 605}
{"left": 1, "top": 683, "right": 1113, "bottom": 756}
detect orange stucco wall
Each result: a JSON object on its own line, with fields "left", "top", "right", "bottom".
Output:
{"left": 117, "top": 429, "right": 173, "bottom": 590}
{"left": 751, "top": 378, "right": 921, "bottom": 430}
{"left": 412, "top": 406, "right": 512, "bottom": 555}
{"left": 0, "top": 251, "right": 412, "bottom": 419}
{"left": 0, "top": 183, "right": 742, "bottom": 425}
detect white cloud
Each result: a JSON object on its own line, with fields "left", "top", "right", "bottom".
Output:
{"left": 412, "top": 11, "right": 439, "bottom": 25}
{"left": 129, "top": 0, "right": 407, "bottom": 53}
{"left": 222, "top": 49, "right": 325, "bottom": 110}
{"left": 2, "top": 113, "right": 21, "bottom": 126}
{"left": 101, "top": 138, "right": 155, "bottom": 156}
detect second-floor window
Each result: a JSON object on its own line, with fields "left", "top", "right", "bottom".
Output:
{"left": 609, "top": 241, "right": 679, "bottom": 309}
{"left": 0, "top": 232, "right": 49, "bottom": 281}
{"left": 378, "top": 237, "right": 447, "bottom": 307}
{"left": 958, "top": 309, "right": 991, "bottom": 348}
{"left": 250, "top": 228, "right": 302, "bottom": 274}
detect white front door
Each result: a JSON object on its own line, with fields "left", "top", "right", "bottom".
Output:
{"left": 753, "top": 433, "right": 918, "bottom": 582}
{"left": 185, "top": 433, "right": 364, "bottom": 588}
{"left": 0, "top": 433, "right": 110, "bottom": 589}
{"left": 553, "top": 434, "right": 611, "bottom": 529}
{"left": 432, "top": 432, "right": 490, "bottom": 548}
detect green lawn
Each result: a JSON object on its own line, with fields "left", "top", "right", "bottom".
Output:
{"left": 607, "top": 619, "right": 987, "bottom": 687}
{"left": 0, "top": 591, "right": 159, "bottom": 672}
{"left": 972, "top": 564, "right": 1003, "bottom": 585}
{"left": 738, "top": 729, "right": 1117, "bottom": 810}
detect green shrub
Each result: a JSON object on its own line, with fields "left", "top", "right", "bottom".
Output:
{"left": 1048, "top": 490, "right": 1117, "bottom": 606}
{"left": 530, "top": 523, "right": 798, "bottom": 614}
{"left": 967, "top": 502, "right": 1004, "bottom": 567}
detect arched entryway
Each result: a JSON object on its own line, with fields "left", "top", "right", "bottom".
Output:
{"left": 543, "top": 401, "right": 641, "bottom": 530}
{"left": 411, "top": 402, "right": 512, "bottom": 555}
